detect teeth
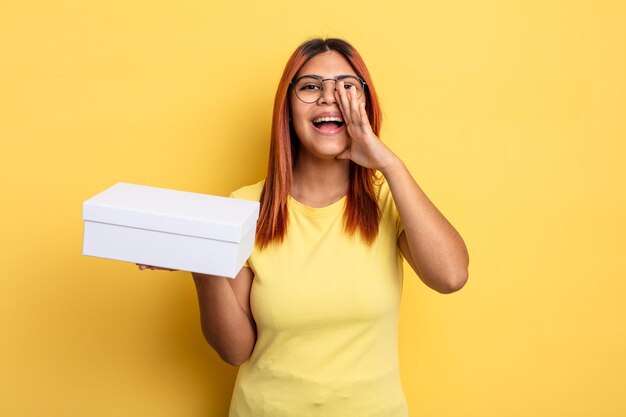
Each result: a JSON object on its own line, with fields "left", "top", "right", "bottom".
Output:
{"left": 313, "top": 116, "right": 343, "bottom": 124}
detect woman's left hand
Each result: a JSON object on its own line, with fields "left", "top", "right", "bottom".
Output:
{"left": 335, "top": 81, "right": 398, "bottom": 171}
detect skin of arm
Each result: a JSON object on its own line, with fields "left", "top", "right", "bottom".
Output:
{"left": 335, "top": 82, "right": 469, "bottom": 294}
{"left": 191, "top": 267, "right": 256, "bottom": 365}
{"left": 383, "top": 159, "right": 469, "bottom": 293}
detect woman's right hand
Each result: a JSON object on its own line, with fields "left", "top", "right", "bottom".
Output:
{"left": 136, "top": 264, "right": 177, "bottom": 271}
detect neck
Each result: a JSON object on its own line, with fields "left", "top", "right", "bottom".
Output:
{"left": 291, "top": 152, "right": 350, "bottom": 207}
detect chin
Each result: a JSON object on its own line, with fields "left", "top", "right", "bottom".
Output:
{"left": 294, "top": 126, "right": 349, "bottom": 160}
{"left": 310, "top": 139, "right": 349, "bottom": 159}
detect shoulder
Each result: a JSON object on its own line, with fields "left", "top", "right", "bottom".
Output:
{"left": 229, "top": 180, "right": 265, "bottom": 202}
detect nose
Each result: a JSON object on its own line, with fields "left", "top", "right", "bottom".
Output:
{"left": 318, "top": 79, "right": 337, "bottom": 105}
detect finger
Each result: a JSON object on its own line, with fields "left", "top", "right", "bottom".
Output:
{"left": 348, "top": 86, "right": 361, "bottom": 125}
{"left": 359, "top": 102, "right": 369, "bottom": 127}
{"left": 341, "top": 83, "right": 364, "bottom": 129}
{"left": 336, "top": 81, "right": 352, "bottom": 124}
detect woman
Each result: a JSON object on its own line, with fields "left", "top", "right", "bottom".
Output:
{"left": 142, "top": 38, "right": 469, "bottom": 416}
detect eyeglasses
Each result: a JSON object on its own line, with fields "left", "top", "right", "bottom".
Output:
{"left": 291, "top": 75, "right": 367, "bottom": 104}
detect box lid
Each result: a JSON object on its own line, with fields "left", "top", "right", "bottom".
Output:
{"left": 82, "top": 182, "right": 259, "bottom": 243}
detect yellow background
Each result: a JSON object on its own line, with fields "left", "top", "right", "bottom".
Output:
{"left": 1, "top": 0, "right": 625, "bottom": 415}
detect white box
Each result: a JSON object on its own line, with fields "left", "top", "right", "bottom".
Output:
{"left": 82, "top": 182, "right": 259, "bottom": 278}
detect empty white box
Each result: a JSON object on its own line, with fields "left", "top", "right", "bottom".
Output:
{"left": 82, "top": 182, "right": 259, "bottom": 278}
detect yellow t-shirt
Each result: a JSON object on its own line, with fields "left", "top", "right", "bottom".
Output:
{"left": 229, "top": 178, "right": 408, "bottom": 417}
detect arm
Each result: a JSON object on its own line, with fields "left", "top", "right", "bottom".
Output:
{"left": 192, "top": 267, "right": 256, "bottom": 365}
{"left": 381, "top": 158, "right": 469, "bottom": 294}
{"left": 335, "top": 82, "right": 469, "bottom": 294}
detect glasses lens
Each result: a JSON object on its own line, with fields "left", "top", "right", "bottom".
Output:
{"left": 294, "top": 76, "right": 324, "bottom": 103}
{"left": 337, "top": 76, "right": 364, "bottom": 99}
{"left": 293, "top": 76, "right": 365, "bottom": 103}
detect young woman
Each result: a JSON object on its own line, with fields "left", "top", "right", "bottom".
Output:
{"left": 141, "top": 38, "right": 469, "bottom": 417}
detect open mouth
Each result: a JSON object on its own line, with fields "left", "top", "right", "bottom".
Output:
{"left": 312, "top": 116, "right": 345, "bottom": 130}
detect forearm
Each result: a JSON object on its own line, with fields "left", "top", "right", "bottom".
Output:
{"left": 192, "top": 273, "right": 256, "bottom": 365}
{"left": 381, "top": 156, "right": 469, "bottom": 293}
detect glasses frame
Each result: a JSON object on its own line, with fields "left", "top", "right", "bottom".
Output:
{"left": 290, "top": 74, "right": 367, "bottom": 104}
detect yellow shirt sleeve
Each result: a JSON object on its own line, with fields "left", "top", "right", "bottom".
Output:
{"left": 375, "top": 174, "right": 405, "bottom": 239}
{"left": 229, "top": 181, "right": 264, "bottom": 270}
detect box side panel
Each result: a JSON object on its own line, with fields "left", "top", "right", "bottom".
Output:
{"left": 233, "top": 226, "right": 256, "bottom": 277}
{"left": 239, "top": 203, "right": 260, "bottom": 242}
{"left": 82, "top": 221, "right": 239, "bottom": 278}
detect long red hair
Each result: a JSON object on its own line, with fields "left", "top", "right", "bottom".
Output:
{"left": 256, "top": 38, "right": 383, "bottom": 249}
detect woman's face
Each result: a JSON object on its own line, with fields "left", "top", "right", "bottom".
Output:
{"left": 289, "top": 50, "right": 366, "bottom": 160}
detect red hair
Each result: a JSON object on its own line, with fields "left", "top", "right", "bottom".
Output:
{"left": 256, "top": 38, "right": 383, "bottom": 249}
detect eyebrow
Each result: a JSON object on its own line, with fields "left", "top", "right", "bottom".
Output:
{"left": 296, "top": 74, "right": 358, "bottom": 80}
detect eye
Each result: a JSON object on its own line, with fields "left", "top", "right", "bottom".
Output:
{"left": 338, "top": 76, "right": 362, "bottom": 92}
{"left": 300, "top": 83, "right": 321, "bottom": 91}
{"left": 295, "top": 76, "right": 323, "bottom": 93}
